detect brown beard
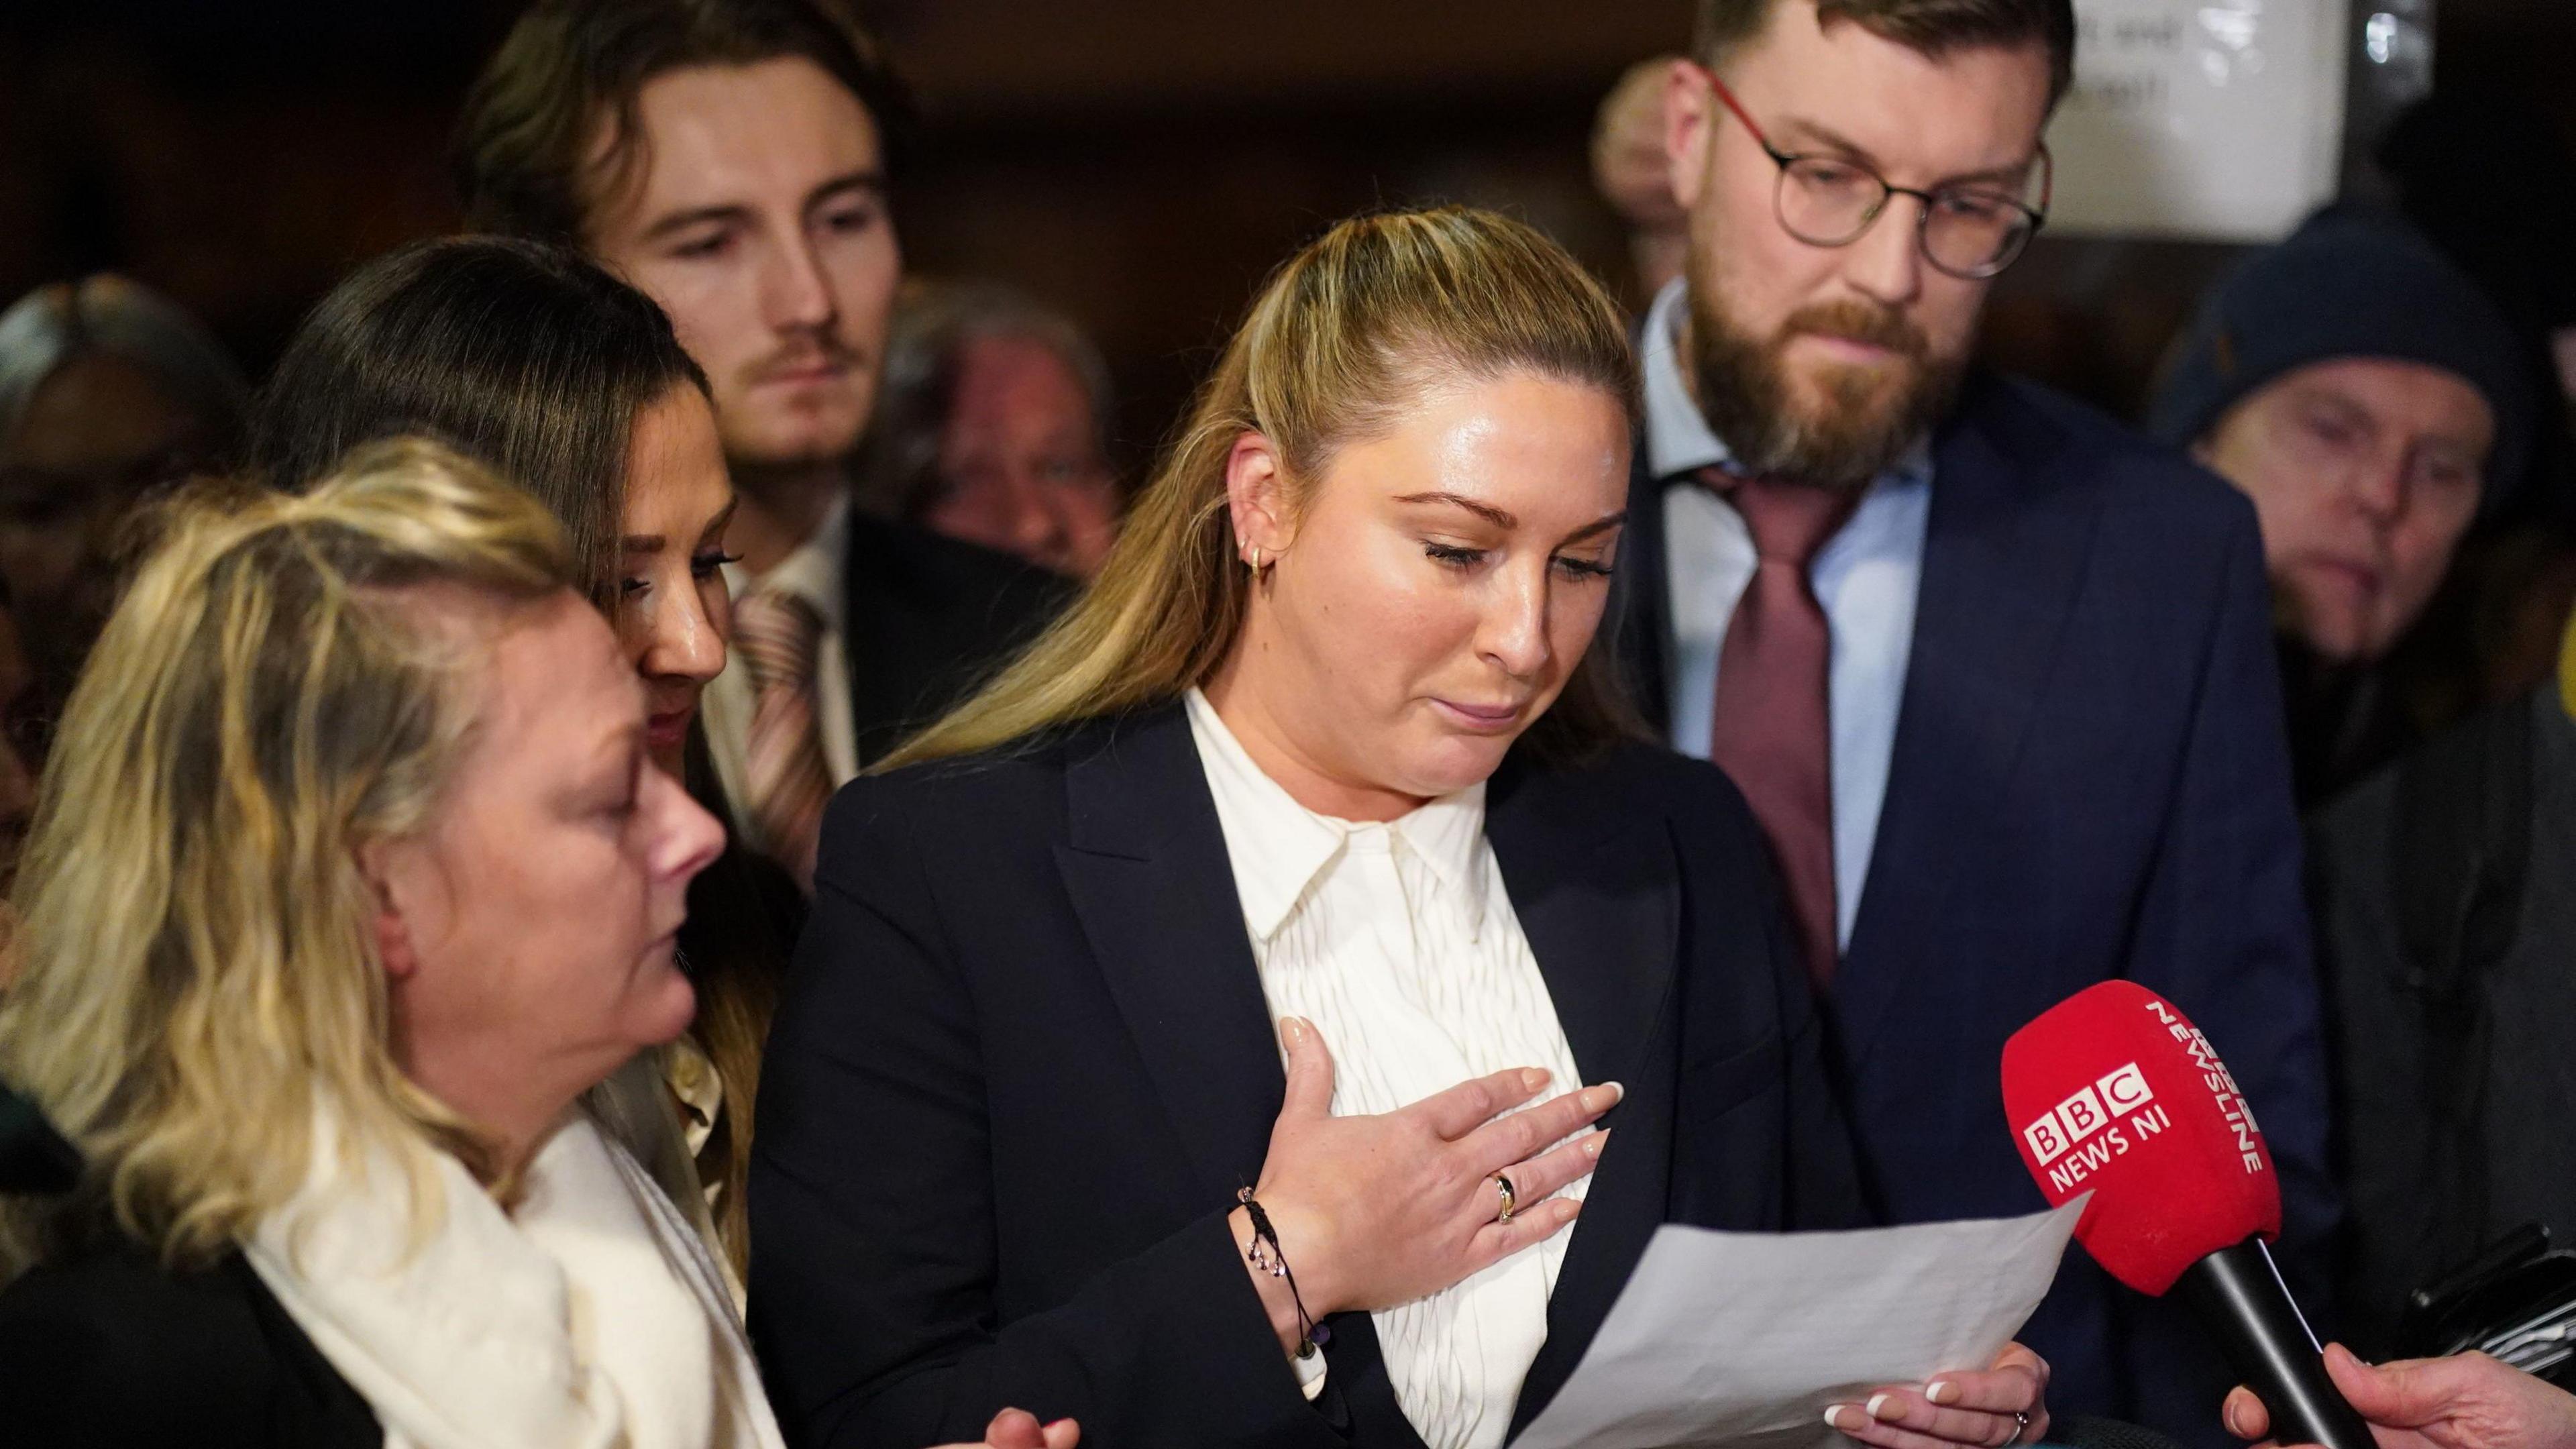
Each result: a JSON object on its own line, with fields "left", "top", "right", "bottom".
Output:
{"left": 1686, "top": 289, "right": 1966, "bottom": 491}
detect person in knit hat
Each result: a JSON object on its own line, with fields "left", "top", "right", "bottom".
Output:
{"left": 2155, "top": 206, "right": 2534, "bottom": 666}
{"left": 2153, "top": 206, "right": 2536, "bottom": 803}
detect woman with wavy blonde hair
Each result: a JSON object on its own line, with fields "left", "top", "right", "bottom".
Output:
{"left": 0, "top": 440, "right": 1070, "bottom": 1449}
{"left": 750, "top": 207, "right": 2050, "bottom": 1449}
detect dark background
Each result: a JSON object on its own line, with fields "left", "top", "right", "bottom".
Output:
{"left": 5, "top": 0, "right": 2574, "bottom": 472}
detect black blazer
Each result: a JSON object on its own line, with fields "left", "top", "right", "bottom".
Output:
{"left": 840, "top": 514, "right": 1072, "bottom": 765}
{"left": 0, "top": 1246, "right": 379, "bottom": 1448}
{"left": 1603, "top": 369, "right": 2330, "bottom": 1443}
{"left": 748, "top": 702, "right": 1867, "bottom": 1449}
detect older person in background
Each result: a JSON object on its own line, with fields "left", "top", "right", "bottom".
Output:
{"left": 0, "top": 439, "right": 1074, "bottom": 1449}
{"left": 2151, "top": 207, "right": 2536, "bottom": 806}
{"left": 0, "top": 275, "right": 248, "bottom": 765}
{"left": 857, "top": 280, "right": 1124, "bottom": 580}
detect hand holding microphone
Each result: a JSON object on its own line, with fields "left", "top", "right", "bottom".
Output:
{"left": 2004, "top": 982, "right": 2370, "bottom": 1449}
{"left": 2226, "top": 1344, "right": 2576, "bottom": 1449}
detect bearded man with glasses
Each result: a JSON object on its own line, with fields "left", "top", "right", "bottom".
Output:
{"left": 1600, "top": 3, "right": 2332, "bottom": 1446}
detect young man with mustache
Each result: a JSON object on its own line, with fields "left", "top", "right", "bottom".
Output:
{"left": 1601, "top": 2, "right": 2332, "bottom": 1442}
{"left": 455, "top": 0, "right": 1065, "bottom": 881}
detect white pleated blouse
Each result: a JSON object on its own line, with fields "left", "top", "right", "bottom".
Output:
{"left": 1183, "top": 688, "right": 1591, "bottom": 1449}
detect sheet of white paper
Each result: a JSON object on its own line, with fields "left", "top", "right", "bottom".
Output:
{"left": 1510, "top": 1199, "right": 2086, "bottom": 1449}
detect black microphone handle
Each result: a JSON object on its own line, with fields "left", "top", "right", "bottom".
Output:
{"left": 2172, "top": 1237, "right": 2375, "bottom": 1449}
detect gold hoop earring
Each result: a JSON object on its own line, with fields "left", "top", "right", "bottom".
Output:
{"left": 1246, "top": 545, "right": 1265, "bottom": 574}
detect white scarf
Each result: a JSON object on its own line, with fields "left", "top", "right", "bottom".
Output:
{"left": 244, "top": 1102, "right": 786, "bottom": 1449}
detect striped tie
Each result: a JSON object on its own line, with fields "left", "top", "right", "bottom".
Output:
{"left": 732, "top": 588, "right": 833, "bottom": 892}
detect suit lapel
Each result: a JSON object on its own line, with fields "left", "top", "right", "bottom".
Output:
{"left": 1487, "top": 756, "right": 1683, "bottom": 1433}
{"left": 1053, "top": 705, "right": 1285, "bottom": 1199}
{"left": 1839, "top": 380, "right": 2105, "bottom": 1068}
{"left": 1487, "top": 757, "right": 1679, "bottom": 1093}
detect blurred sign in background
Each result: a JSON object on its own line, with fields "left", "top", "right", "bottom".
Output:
{"left": 2046, "top": 0, "right": 2363, "bottom": 241}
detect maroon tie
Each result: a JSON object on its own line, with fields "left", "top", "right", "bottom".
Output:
{"left": 1704, "top": 469, "right": 1858, "bottom": 986}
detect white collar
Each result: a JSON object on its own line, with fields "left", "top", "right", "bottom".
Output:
{"left": 1183, "top": 688, "right": 1491, "bottom": 944}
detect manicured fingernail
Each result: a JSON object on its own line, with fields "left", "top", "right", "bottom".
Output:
{"left": 1867, "top": 1394, "right": 1897, "bottom": 1421}
{"left": 1521, "top": 1068, "right": 1550, "bottom": 1091}
{"left": 1283, "top": 1017, "right": 1305, "bottom": 1046}
{"left": 1926, "top": 1381, "right": 1957, "bottom": 1405}
{"left": 1825, "top": 1407, "right": 1852, "bottom": 1431}
{"left": 1583, "top": 1082, "right": 1623, "bottom": 1110}
{"left": 1586, "top": 1129, "right": 1611, "bottom": 1159}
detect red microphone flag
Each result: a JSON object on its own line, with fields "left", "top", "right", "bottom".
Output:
{"left": 2001, "top": 980, "right": 2281, "bottom": 1295}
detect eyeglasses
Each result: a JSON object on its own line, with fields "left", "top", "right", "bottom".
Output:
{"left": 1695, "top": 62, "right": 2051, "bottom": 281}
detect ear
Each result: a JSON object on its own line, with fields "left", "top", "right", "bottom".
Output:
{"left": 1224, "top": 429, "right": 1297, "bottom": 562}
{"left": 1666, "top": 58, "right": 1718, "bottom": 215}
{"left": 353, "top": 839, "right": 421, "bottom": 982}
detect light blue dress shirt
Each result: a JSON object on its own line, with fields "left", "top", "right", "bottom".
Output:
{"left": 1640, "top": 278, "right": 1931, "bottom": 951}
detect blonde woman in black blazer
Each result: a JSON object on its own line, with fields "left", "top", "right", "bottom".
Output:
{"left": 751, "top": 209, "right": 2053, "bottom": 1449}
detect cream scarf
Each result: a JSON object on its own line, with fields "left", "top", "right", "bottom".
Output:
{"left": 244, "top": 1102, "right": 784, "bottom": 1449}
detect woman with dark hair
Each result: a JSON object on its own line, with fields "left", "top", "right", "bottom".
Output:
{"left": 750, "top": 207, "right": 2049, "bottom": 1449}
{"left": 252, "top": 235, "right": 794, "bottom": 1279}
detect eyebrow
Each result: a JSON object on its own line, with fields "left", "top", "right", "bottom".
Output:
{"left": 1396, "top": 492, "right": 1627, "bottom": 543}
{"left": 1772, "top": 117, "right": 2037, "bottom": 190}
{"left": 637, "top": 169, "right": 887, "bottom": 244}
{"left": 1561, "top": 511, "right": 1628, "bottom": 545}
{"left": 623, "top": 496, "right": 740, "bottom": 556}
{"left": 1397, "top": 491, "right": 1517, "bottom": 528}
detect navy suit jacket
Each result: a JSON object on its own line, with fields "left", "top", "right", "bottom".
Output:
{"left": 1606, "top": 370, "right": 2338, "bottom": 1444}
{"left": 749, "top": 704, "right": 1866, "bottom": 1448}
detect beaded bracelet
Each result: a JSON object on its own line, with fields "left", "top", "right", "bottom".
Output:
{"left": 1237, "top": 1186, "right": 1330, "bottom": 1360}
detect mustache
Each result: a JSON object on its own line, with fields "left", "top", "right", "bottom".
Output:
{"left": 1776, "top": 300, "right": 1929, "bottom": 361}
{"left": 745, "top": 334, "right": 865, "bottom": 384}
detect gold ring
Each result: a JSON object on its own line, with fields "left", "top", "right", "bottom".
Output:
{"left": 1493, "top": 1173, "right": 1518, "bottom": 1223}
